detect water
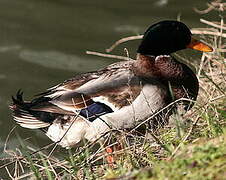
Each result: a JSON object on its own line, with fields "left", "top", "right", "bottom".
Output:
{"left": 0, "top": 0, "right": 216, "bottom": 167}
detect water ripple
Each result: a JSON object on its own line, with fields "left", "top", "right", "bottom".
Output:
{"left": 19, "top": 49, "right": 108, "bottom": 72}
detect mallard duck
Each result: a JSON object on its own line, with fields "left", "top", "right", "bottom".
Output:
{"left": 10, "top": 20, "right": 212, "bottom": 148}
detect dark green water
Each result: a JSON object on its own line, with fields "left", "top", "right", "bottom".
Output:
{"left": 0, "top": 0, "right": 216, "bottom": 159}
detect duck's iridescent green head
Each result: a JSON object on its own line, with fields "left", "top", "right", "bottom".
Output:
{"left": 137, "top": 20, "right": 212, "bottom": 56}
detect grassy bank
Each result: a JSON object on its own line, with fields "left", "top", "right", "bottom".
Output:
{"left": 1, "top": 1, "right": 225, "bottom": 179}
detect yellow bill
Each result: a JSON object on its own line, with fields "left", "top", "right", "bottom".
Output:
{"left": 187, "top": 37, "right": 213, "bottom": 52}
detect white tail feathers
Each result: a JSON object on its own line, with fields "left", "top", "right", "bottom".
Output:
{"left": 13, "top": 111, "right": 50, "bottom": 129}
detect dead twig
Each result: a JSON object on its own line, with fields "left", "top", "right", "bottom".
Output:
{"left": 86, "top": 51, "right": 135, "bottom": 61}
{"left": 191, "top": 29, "right": 226, "bottom": 38}
{"left": 194, "top": 0, "right": 225, "bottom": 14}
{"left": 200, "top": 19, "right": 226, "bottom": 30}
{"left": 105, "top": 35, "right": 143, "bottom": 53}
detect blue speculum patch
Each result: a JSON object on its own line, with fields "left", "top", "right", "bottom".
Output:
{"left": 79, "top": 102, "right": 113, "bottom": 121}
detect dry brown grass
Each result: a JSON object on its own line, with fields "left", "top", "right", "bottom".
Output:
{"left": 0, "top": 1, "right": 225, "bottom": 179}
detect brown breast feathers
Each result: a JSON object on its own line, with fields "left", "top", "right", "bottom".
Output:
{"left": 134, "top": 54, "right": 199, "bottom": 105}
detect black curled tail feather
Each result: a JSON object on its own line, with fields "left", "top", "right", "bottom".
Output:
{"left": 10, "top": 90, "right": 52, "bottom": 111}
{"left": 10, "top": 90, "right": 31, "bottom": 111}
{"left": 11, "top": 89, "right": 23, "bottom": 105}
{"left": 10, "top": 90, "right": 53, "bottom": 129}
